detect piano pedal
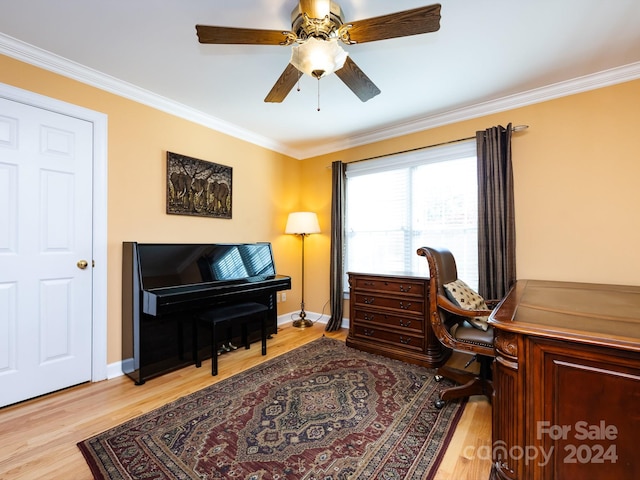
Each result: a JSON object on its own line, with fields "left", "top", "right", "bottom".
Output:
{"left": 217, "top": 342, "right": 237, "bottom": 355}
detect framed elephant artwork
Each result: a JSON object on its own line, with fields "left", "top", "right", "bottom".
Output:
{"left": 166, "top": 151, "right": 232, "bottom": 219}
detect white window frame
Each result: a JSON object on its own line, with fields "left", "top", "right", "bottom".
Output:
{"left": 344, "top": 140, "right": 478, "bottom": 290}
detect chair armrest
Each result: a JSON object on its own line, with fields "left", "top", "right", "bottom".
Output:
{"left": 437, "top": 294, "right": 493, "bottom": 317}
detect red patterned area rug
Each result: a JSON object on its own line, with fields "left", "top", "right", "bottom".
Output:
{"left": 78, "top": 337, "right": 466, "bottom": 479}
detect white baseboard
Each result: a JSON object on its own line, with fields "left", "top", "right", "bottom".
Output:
{"left": 277, "top": 311, "right": 350, "bottom": 330}
{"left": 107, "top": 360, "right": 125, "bottom": 379}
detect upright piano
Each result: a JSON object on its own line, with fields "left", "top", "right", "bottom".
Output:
{"left": 122, "top": 242, "right": 291, "bottom": 384}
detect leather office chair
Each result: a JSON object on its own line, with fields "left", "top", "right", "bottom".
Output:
{"left": 417, "top": 246, "right": 496, "bottom": 408}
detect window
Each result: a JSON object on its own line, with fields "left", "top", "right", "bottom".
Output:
{"left": 345, "top": 140, "right": 478, "bottom": 289}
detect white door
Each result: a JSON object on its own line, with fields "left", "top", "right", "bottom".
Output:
{"left": 0, "top": 96, "right": 94, "bottom": 408}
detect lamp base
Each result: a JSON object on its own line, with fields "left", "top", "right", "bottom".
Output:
{"left": 292, "top": 317, "right": 314, "bottom": 328}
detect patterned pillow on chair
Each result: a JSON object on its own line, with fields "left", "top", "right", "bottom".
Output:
{"left": 443, "top": 279, "right": 490, "bottom": 331}
{"left": 466, "top": 316, "right": 490, "bottom": 331}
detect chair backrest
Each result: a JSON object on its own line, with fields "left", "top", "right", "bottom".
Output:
{"left": 418, "top": 246, "right": 459, "bottom": 314}
{"left": 417, "top": 246, "right": 495, "bottom": 357}
{"left": 423, "top": 246, "right": 458, "bottom": 290}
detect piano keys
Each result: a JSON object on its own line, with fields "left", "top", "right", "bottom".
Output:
{"left": 122, "top": 242, "right": 291, "bottom": 384}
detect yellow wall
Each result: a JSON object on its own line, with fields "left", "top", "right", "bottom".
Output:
{"left": 301, "top": 79, "right": 640, "bottom": 315}
{"left": 0, "top": 54, "right": 303, "bottom": 365}
{"left": 3, "top": 52, "right": 639, "bottom": 365}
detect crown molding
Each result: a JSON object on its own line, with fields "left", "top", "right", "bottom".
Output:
{"left": 0, "top": 33, "right": 298, "bottom": 158}
{"left": 301, "top": 61, "right": 640, "bottom": 159}
{"left": 2, "top": 32, "right": 639, "bottom": 161}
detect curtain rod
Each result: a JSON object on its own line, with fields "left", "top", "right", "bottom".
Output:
{"left": 344, "top": 124, "right": 529, "bottom": 165}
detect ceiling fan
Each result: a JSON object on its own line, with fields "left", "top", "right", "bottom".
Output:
{"left": 196, "top": 1, "right": 441, "bottom": 103}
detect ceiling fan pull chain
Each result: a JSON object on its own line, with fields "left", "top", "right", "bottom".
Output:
{"left": 317, "top": 78, "right": 321, "bottom": 111}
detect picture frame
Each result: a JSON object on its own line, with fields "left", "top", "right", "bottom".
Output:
{"left": 166, "top": 151, "right": 232, "bottom": 219}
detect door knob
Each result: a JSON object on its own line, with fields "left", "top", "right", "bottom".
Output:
{"left": 77, "top": 260, "right": 89, "bottom": 270}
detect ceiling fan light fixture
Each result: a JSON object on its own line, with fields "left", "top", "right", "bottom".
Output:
{"left": 290, "top": 37, "right": 348, "bottom": 79}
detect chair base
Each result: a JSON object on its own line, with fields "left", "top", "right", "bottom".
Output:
{"left": 434, "top": 357, "right": 493, "bottom": 408}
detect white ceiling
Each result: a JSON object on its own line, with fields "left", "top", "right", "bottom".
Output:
{"left": 1, "top": 0, "right": 639, "bottom": 159}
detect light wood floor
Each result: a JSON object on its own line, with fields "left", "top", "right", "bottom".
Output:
{"left": 0, "top": 323, "right": 492, "bottom": 479}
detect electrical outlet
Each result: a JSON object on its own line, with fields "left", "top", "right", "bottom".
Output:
{"left": 281, "top": 292, "right": 287, "bottom": 302}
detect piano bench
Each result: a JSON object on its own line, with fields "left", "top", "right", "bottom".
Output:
{"left": 193, "top": 302, "right": 269, "bottom": 376}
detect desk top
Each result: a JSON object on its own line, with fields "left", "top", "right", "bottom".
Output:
{"left": 489, "top": 279, "right": 640, "bottom": 353}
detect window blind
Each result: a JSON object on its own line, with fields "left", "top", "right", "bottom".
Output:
{"left": 345, "top": 140, "right": 479, "bottom": 288}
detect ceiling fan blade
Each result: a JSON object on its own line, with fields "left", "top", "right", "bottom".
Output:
{"left": 196, "top": 25, "right": 292, "bottom": 45}
{"left": 344, "top": 4, "right": 441, "bottom": 44}
{"left": 264, "top": 63, "right": 301, "bottom": 103}
{"left": 335, "top": 56, "right": 380, "bottom": 102}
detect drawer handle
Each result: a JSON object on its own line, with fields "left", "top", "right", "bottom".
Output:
{"left": 364, "top": 329, "right": 375, "bottom": 336}
{"left": 364, "top": 297, "right": 375, "bottom": 304}
{"left": 399, "top": 319, "right": 411, "bottom": 327}
{"left": 399, "top": 284, "right": 412, "bottom": 292}
{"left": 399, "top": 302, "right": 411, "bottom": 310}
{"left": 364, "top": 313, "right": 375, "bottom": 321}
{"left": 364, "top": 281, "right": 375, "bottom": 286}
{"left": 399, "top": 336, "right": 412, "bottom": 345}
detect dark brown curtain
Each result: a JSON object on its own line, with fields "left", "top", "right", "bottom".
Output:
{"left": 325, "top": 161, "right": 346, "bottom": 331}
{"left": 476, "top": 124, "right": 516, "bottom": 300}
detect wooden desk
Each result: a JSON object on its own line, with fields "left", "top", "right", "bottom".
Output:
{"left": 488, "top": 280, "right": 640, "bottom": 479}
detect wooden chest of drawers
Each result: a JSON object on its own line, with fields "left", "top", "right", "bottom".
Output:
{"left": 346, "top": 272, "right": 448, "bottom": 367}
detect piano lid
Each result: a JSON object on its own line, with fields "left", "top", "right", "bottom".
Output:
{"left": 137, "top": 243, "right": 277, "bottom": 289}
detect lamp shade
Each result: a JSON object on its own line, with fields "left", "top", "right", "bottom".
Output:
{"left": 285, "top": 212, "right": 321, "bottom": 235}
{"left": 290, "top": 37, "right": 348, "bottom": 79}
